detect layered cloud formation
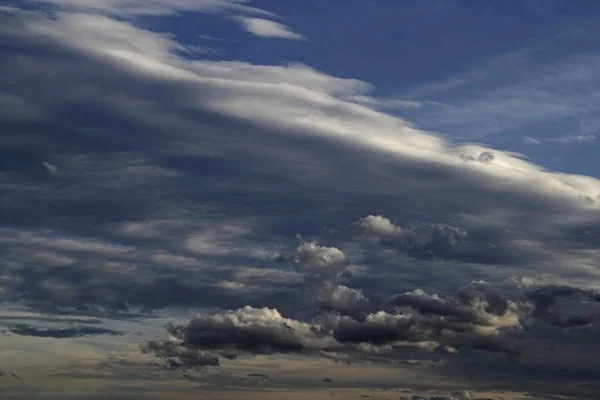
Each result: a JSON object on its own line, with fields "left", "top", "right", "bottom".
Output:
{"left": 2, "top": 2, "right": 600, "bottom": 397}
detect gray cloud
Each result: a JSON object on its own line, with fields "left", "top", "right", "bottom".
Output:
{"left": 140, "top": 340, "right": 220, "bottom": 370}
{"left": 527, "top": 285, "right": 600, "bottom": 328}
{"left": 6, "top": 324, "right": 124, "bottom": 338}
{"left": 285, "top": 240, "right": 349, "bottom": 283}
{"left": 313, "top": 283, "right": 371, "bottom": 318}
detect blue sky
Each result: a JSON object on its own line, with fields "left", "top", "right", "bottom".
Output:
{"left": 1, "top": 1, "right": 600, "bottom": 399}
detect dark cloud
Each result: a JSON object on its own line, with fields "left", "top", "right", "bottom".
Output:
{"left": 140, "top": 340, "right": 220, "bottom": 370}
{"left": 7, "top": 324, "right": 124, "bottom": 338}
{"left": 388, "top": 283, "right": 510, "bottom": 323}
{"left": 527, "top": 285, "right": 600, "bottom": 328}
{"left": 143, "top": 279, "right": 524, "bottom": 370}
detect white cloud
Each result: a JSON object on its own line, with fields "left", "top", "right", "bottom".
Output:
{"left": 554, "top": 133, "right": 596, "bottom": 144}
{"left": 347, "top": 95, "right": 423, "bottom": 110}
{"left": 290, "top": 241, "right": 348, "bottom": 282}
{"left": 352, "top": 215, "right": 403, "bottom": 238}
{"left": 233, "top": 16, "right": 304, "bottom": 40}
{"left": 524, "top": 136, "right": 541, "bottom": 145}
{"left": 30, "top": 0, "right": 276, "bottom": 17}
{"left": 400, "top": 29, "right": 600, "bottom": 140}
{"left": 41, "top": 161, "right": 59, "bottom": 175}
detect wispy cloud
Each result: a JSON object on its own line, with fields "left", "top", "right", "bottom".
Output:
{"left": 399, "top": 24, "right": 600, "bottom": 141}
{"left": 524, "top": 136, "right": 541, "bottom": 145}
{"left": 554, "top": 133, "right": 596, "bottom": 144}
{"left": 234, "top": 16, "right": 304, "bottom": 40}
{"left": 6, "top": 324, "right": 124, "bottom": 338}
{"left": 30, "top": 0, "right": 277, "bottom": 17}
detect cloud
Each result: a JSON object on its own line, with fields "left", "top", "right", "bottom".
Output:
{"left": 351, "top": 215, "right": 403, "bottom": 239}
{"left": 41, "top": 161, "right": 59, "bottom": 175}
{"left": 313, "top": 283, "right": 370, "bottom": 318}
{"left": 524, "top": 136, "right": 541, "bottom": 145}
{"left": 30, "top": 0, "right": 277, "bottom": 17}
{"left": 351, "top": 216, "right": 468, "bottom": 261}
{"left": 349, "top": 96, "right": 423, "bottom": 110}
{"left": 6, "top": 324, "right": 124, "bottom": 338}
{"left": 140, "top": 340, "right": 220, "bottom": 370}
{"left": 333, "top": 281, "right": 521, "bottom": 357}
{"left": 526, "top": 285, "right": 600, "bottom": 328}
{"left": 2, "top": 5, "right": 600, "bottom": 390}
{"left": 554, "top": 134, "right": 596, "bottom": 145}
{"left": 285, "top": 240, "right": 349, "bottom": 283}
{"left": 2, "top": 8, "right": 600, "bottom": 312}
{"left": 29, "top": 0, "right": 301, "bottom": 43}
{"left": 141, "top": 306, "right": 337, "bottom": 367}
{"left": 143, "top": 277, "right": 524, "bottom": 370}
{"left": 234, "top": 16, "right": 304, "bottom": 40}
{"left": 400, "top": 24, "right": 600, "bottom": 141}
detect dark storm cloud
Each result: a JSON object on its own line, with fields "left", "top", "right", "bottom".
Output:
{"left": 7, "top": 323, "right": 124, "bottom": 338}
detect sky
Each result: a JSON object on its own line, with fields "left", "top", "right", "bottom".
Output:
{"left": 1, "top": 1, "right": 600, "bottom": 399}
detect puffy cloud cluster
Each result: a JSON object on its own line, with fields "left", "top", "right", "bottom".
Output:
{"left": 278, "top": 239, "right": 367, "bottom": 317}
{"left": 352, "top": 215, "right": 467, "bottom": 260}
{"left": 334, "top": 282, "right": 521, "bottom": 357}
{"left": 144, "top": 272, "right": 523, "bottom": 369}
{"left": 142, "top": 226, "right": 600, "bottom": 370}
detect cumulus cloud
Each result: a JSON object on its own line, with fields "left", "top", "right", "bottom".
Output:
{"left": 234, "top": 16, "right": 304, "bottom": 39}
{"left": 333, "top": 283, "right": 521, "bottom": 357}
{"left": 351, "top": 215, "right": 403, "bottom": 239}
{"left": 285, "top": 240, "right": 349, "bottom": 283}
{"left": 144, "top": 279, "right": 524, "bottom": 369}
{"left": 141, "top": 306, "right": 338, "bottom": 366}
{"left": 313, "top": 283, "right": 371, "bottom": 318}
